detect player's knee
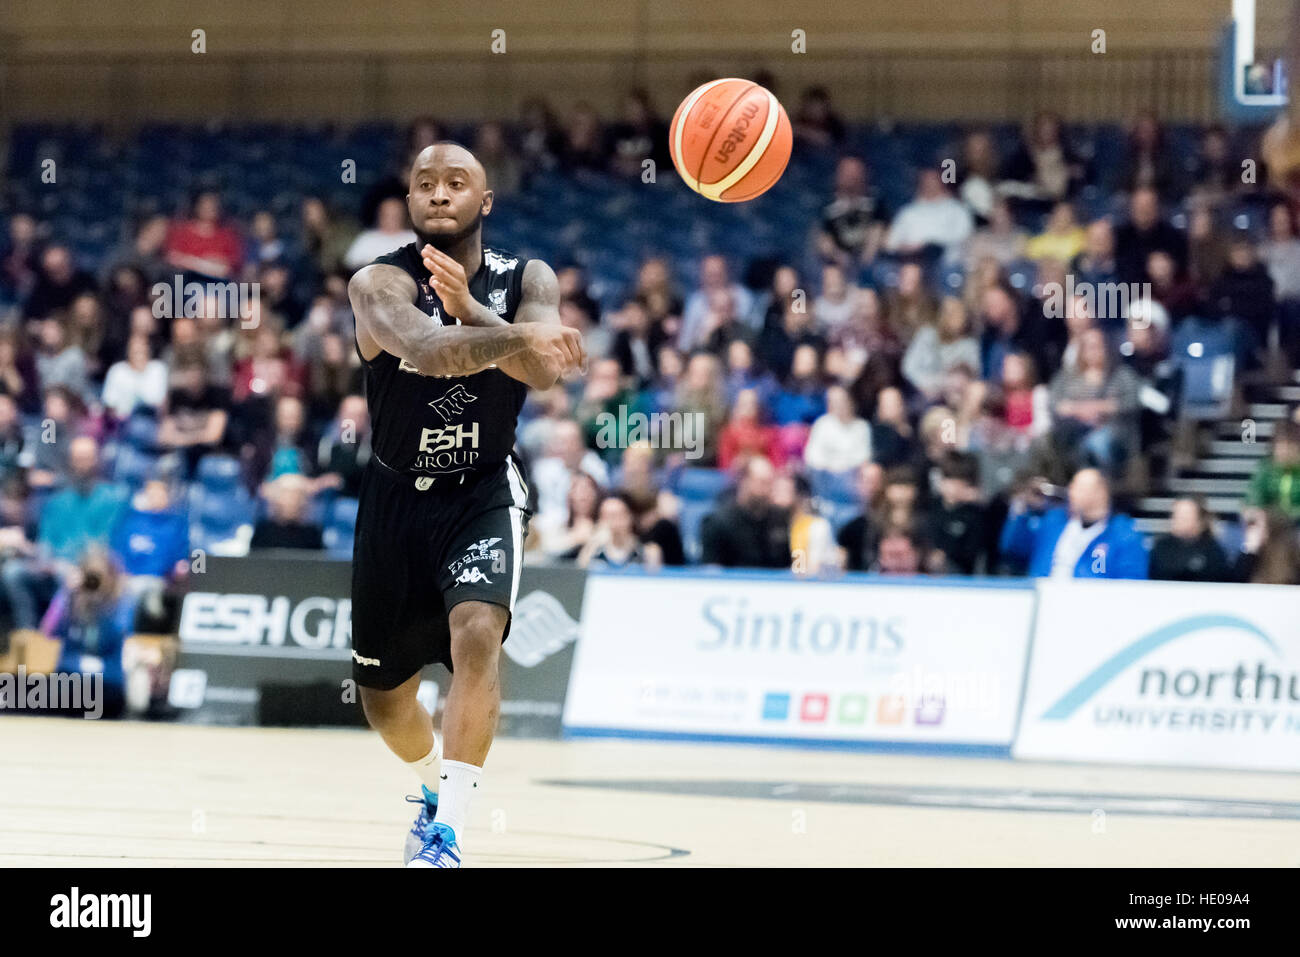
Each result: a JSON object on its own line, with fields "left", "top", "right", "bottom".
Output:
{"left": 448, "top": 601, "right": 506, "bottom": 676}
{"left": 359, "top": 685, "right": 411, "bottom": 731}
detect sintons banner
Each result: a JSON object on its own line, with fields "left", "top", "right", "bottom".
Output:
{"left": 563, "top": 572, "right": 1035, "bottom": 748}
{"left": 1014, "top": 580, "right": 1300, "bottom": 771}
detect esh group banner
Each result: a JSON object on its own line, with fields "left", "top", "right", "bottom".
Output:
{"left": 172, "top": 554, "right": 585, "bottom": 736}
{"left": 563, "top": 571, "right": 1036, "bottom": 750}
{"left": 1014, "top": 580, "right": 1300, "bottom": 771}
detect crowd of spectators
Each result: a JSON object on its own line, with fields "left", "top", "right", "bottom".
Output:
{"left": 1, "top": 85, "right": 1299, "bottom": 681}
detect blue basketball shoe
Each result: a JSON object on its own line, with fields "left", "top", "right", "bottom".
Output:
{"left": 406, "top": 822, "right": 462, "bottom": 868}
{"left": 402, "top": 786, "right": 439, "bottom": 865}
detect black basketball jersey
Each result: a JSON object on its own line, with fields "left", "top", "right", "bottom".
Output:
{"left": 359, "top": 242, "right": 530, "bottom": 481}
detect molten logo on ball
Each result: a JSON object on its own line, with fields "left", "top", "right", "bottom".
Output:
{"left": 669, "top": 78, "right": 792, "bottom": 203}
{"left": 714, "top": 100, "right": 761, "bottom": 164}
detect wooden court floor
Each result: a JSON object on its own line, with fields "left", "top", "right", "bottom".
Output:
{"left": 2, "top": 717, "right": 1297, "bottom": 867}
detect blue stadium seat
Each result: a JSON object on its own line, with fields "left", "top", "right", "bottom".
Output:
{"left": 1006, "top": 259, "right": 1036, "bottom": 291}
{"left": 1178, "top": 353, "right": 1235, "bottom": 420}
{"left": 113, "top": 446, "right": 159, "bottom": 489}
{"left": 1216, "top": 519, "right": 1246, "bottom": 556}
{"left": 679, "top": 501, "right": 713, "bottom": 564}
{"left": 121, "top": 414, "right": 159, "bottom": 450}
{"left": 808, "top": 468, "right": 858, "bottom": 505}
{"left": 196, "top": 455, "right": 242, "bottom": 493}
{"left": 191, "top": 491, "right": 256, "bottom": 552}
{"left": 196, "top": 492, "right": 253, "bottom": 528}
{"left": 827, "top": 503, "right": 861, "bottom": 534}
{"left": 1172, "top": 318, "right": 1236, "bottom": 420}
{"left": 324, "top": 497, "right": 360, "bottom": 558}
{"left": 674, "top": 468, "right": 732, "bottom": 503}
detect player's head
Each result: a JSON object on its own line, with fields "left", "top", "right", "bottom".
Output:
{"left": 406, "top": 142, "right": 492, "bottom": 248}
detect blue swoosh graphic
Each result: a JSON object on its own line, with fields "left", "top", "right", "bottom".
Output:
{"left": 1041, "top": 614, "right": 1278, "bottom": 720}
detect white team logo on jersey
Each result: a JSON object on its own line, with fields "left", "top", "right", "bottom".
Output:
{"left": 484, "top": 250, "right": 518, "bottom": 274}
{"left": 488, "top": 288, "right": 508, "bottom": 315}
{"left": 428, "top": 384, "right": 478, "bottom": 422}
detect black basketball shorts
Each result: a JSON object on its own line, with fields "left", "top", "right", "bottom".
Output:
{"left": 350, "top": 454, "right": 531, "bottom": 690}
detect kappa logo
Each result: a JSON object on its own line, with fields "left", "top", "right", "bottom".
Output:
{"left": 428, "top": 384, "right": 478, "bottom": 422}
{"left": 454, "top": 566, "right": 493, "bottom": 586}
{"left": 352, "top": 650, "right": 382, "bottom": 667}
{"left": 488, "top": 288, "right": 508, "bottom": 315}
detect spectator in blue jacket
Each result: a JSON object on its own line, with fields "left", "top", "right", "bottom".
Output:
{"left": 772, "top": 343, "right": 828, "bottom": 426}
{"left": 3, "top": 436, "right": 126, "bottom": 628}
{"left": 110, "top": 478, "right": 190, "bottom": 583}
{"left": 999, "top": 467, "right": 1148, "bottom": 578}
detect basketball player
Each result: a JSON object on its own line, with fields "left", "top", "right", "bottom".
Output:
{"left": 348, "top": 142, "right": 586, "bottom": 867}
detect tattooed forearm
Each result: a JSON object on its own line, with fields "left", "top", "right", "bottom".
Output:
{"left": 440, "top": 335, "right": 531, "bottom": 375}
{"left": 452, "top": 299, "right": 508, "bottom": 328}
{"left": 349, "top": 264, "right": 533, "bottom": 377}
{"left": 498, "top": 348, "right": 562, "bottom": 389}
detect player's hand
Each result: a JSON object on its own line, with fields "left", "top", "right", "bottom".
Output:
{"left": 522, "top": 324, "right": 587, "bottom": 377}
{"left": 421, "top": 245, "right": 477, "bottom": 320}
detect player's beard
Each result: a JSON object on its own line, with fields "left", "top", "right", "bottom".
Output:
{"left": 418, "top": 209, "right": 482, "bottom": 251}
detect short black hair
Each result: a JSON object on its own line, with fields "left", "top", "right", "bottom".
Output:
{"left": 940, "top": 450, "right": 980, "bottom": 487}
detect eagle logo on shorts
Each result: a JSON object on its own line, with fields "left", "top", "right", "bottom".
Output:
{"left": 448, "top": 537, "right": 504, "bottom": 578}
{"left": 428, "top": 384, "right": 478, "bottom": 423}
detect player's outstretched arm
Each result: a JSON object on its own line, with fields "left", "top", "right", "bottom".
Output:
{"left": 349, "top": 263, "right": 582, "bottom": 378}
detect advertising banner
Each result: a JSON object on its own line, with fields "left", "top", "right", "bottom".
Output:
{"left": 172, "top": 554, "right": 585, "bottom": 735}
{"left": 1014, "top": 580, "right": 1300, "bottom": 771}
{"left": 563, "top": 571, "right": 1035, "bottom": 750}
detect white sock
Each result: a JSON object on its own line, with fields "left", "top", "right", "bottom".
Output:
{"left": 435, "top": 759, "right": 481, "bottom": 843}
{"left": 404, "top": 735, "right": 441, "bottom": 797}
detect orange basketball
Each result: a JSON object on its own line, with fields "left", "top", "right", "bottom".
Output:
{"left": 668, "top": 78, "right": 793, "bottom": 202}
